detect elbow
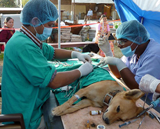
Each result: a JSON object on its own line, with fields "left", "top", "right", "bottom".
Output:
{"left": 48, "top": 80, "right": 62, "bottom": 89}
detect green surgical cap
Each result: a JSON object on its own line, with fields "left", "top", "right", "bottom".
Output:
{"left": 116, "top": 20, "right": 150, "bottom": 45}
{"left": 20, "top": 0, "right": 58, "bottom": 26}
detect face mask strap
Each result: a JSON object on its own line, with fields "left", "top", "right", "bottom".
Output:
{"left": 134, "top": 44, "right": 138, "bottom": 51}
{"left": 33, "top": 23, "right": 45, "bottom": 35}
{"left": 130, "top": 42, "right": 138, "bottom": 52}
{"left": 33, "top": 26, "right": 38, "bottom": 34}
{"left": 130, "top": 42, "right": 134, "bottom": 47}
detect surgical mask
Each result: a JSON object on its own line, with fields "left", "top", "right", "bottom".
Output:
{"left": 34, "top": 25, "right": 52, "bottom": 41}
{"left": 120, "top": 43, "right": 138, "bottom": 57}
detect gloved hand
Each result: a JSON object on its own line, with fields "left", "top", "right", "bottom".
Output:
{"left": 98, "top": 37, "right": 113, "bottom": 56}
{"left": 71, "top": 51, "right": 91, "bottom": 63}
{"left": 98, "top": 56, "right": 127, "bottom": 71}
{"left": 139, "top": 74, "right": 160, "bottom": 93}
{"left": 78, "top": 62, "right": 93, "bottom": 77}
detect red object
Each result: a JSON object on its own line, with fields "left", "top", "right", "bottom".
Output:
{"left": 0, "top": 27, "right": 15, "bottom": 51}
{"left": 0, "top": 45, "right": 4, "bottom": 51}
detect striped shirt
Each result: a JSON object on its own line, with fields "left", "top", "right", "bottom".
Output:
{"left": 20, "top": 25, "right": 42, "bottom": 49}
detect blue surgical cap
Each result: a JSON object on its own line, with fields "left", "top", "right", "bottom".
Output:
{"left": 20, "top": 0, "right": 58, "bottom": 26}
{"left": 116, "top": 20, "right": 150, "bottom": 45}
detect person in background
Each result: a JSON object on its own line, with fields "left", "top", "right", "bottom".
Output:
{"left": 95, "top": 14, "right": 114, "bottom": 57}
{"left": 87, "top": 9, "right": 93, "bottom": 22}
{"left": 98, "top": 20, "right": 160, "bottom": 102}
{"left": 1, "top": 0, "right": 93, "bottom": 129}
{"left": 0, "top": 17, "right": 15, "bottom": 51}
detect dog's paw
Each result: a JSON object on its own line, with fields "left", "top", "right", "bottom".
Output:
{"left": 52, "top": 110, "right": 60, "bottom": 116}
{"left": 52, "top": 107, "right": 63, "bottom": 116}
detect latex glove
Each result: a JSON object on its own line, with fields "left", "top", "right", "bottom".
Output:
{"left": 98, "top": 56, "right": 127, "bottom": 71}
{"left": 98, "top": 37, "right": 113, "bottom": 56}
{"left": 71, "top": 51, "right": 91, "bottom": 63}
{"left": 78, "top": 62, "right": 93, "bottom": 77}
{"left": 139, "top": 74, "right": 160, "bottom": 93}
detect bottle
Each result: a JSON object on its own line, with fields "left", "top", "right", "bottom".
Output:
{"left": 86, "top": 120, "right": 90, "bottom": 129}
{"left": 90, "top": 110, "right": 101, "bottom": 115}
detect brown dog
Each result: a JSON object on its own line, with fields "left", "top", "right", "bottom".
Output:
{"left": 52, "top": 80, "right": 144, "bottom": 124}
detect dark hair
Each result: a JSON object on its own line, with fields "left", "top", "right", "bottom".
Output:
{"left": 4, "top": 17, "right": 13, "bottom": 23}
{"left": 100, "top": 14, "right": 106, "bottom": 20}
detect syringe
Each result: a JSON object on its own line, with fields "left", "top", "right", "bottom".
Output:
{"left": 119, "top": 118, "right": 139, "bottom": 128}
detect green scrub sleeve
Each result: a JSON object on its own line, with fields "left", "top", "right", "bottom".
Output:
{"left": 17, "top": 46, "right": 56, "bottom": 88}
{"left": 42, "top": 43, "right": 55, "bottom": 60}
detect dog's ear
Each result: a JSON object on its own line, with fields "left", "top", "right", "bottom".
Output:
{"left": 124, "top": 89, "right": 145, "bottom": 100}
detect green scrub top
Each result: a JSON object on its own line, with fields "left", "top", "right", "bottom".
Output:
{"left": 2, "top": 31, "right": 56, "bottom": 129}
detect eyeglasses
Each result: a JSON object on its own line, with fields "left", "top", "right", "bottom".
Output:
{"left": 117, "top": 39, "right": 128, "bottom": 46}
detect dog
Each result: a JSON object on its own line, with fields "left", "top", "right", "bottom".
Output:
{"left": 52, "top": 80, "right": 145, "bottom": 124}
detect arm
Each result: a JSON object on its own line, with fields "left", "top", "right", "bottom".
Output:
{"left": 139, "top": 74, "right": 160, "bottom": 101}
{"left": 108, "top": 65, "right": 121, "bottom": 78}
{"left": 96, "top": 24, "right": 101, "bottom": 37}
{"left": 54, "top": 48, "right": 91, "bottom": 62}
{"left": 49, "top": 49, "right": 80, "bottom": 88}
{"left": 18, "top": 45, "right": 93, "bottom": 90}
{"left": 98, "top": 57, "right": 139, "bottom": 89}
{"left": 120, "top": 54, "right": 160, "bottom": 90}
{"left": 48, "top": 70, "right": 80, "bottom": 89}
{"left": 108, "top": 64, "right": 139, "bottom": 89}
{"left": 139, "top": 74, "right": 160, "bottom": 93}
{"left": 156, "top": 84, "right": 160, "bottom": 93}
{"left": 119, "top": 67, "right": 139, "bottom": 89}
{"left": 48, "top": 62, "right": 93, "bottom": 89}
{"left": 54, "top": 48, "right": 72, "bottom": 59}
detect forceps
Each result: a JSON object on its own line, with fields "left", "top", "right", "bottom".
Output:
{"left": 93, "top": 63, "right": 101, "bottom": 69}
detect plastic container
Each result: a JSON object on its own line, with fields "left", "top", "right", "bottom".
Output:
{"left": 90, "top": 110, "right": 101, "bottom": 115}
{"left": 97, "top": 125, "right": 105, "bottom": 129}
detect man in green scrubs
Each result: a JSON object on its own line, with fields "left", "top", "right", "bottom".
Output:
{"left": 1, "top": 0, "right": 93, "bottom": 129}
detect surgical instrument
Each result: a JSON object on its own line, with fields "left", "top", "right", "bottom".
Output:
{"left": 93, "top": 63, "right": 101, "bottom": 69}
{"left": 149, "top": 111, "right": 160, "bottom": 123}
{"left": 137, "top": 98, "right": 160, "bottom": 118}
{"left": 119, "top": 118, "right": 140, "bottom": 128}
